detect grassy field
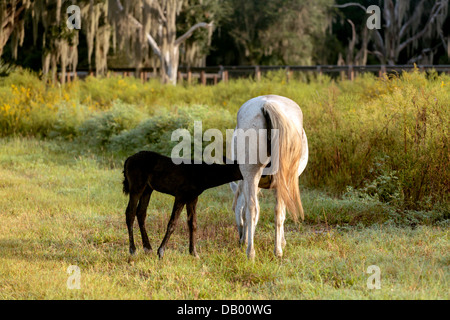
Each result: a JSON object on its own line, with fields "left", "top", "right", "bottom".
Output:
{"left": 0, "top": 69, "right": 448, "bottom": 299}
{"left": 0, "top": 137, "right": 448, "bottom": 299}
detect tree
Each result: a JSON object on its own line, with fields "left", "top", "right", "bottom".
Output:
{"left": 0, "top": 0, "right": 30, "bottom": 58}
{"left": 36, "top": 0, "right": 80, "bottom": 84}
{"left": 210, "top": 0, "right": 333, "bottom": 65}
{"left": 178, "top": 0, "right": 225, "bottom": 68}
{"left": 109, "top": 0, "right": 214, "bottom": 84}
{"left": 259, "top": 0, "right": 334, "bottom": 65}
{"left": 335, "top": 0, "right": 449, "bottom": 65}
{"left": 1, "top": 0, "right": 216, "bottom": 84}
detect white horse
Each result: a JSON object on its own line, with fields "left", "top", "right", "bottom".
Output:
{"left": 230, "top": 129, "right": 308, "bottom": 257}
{"left": 229, "top": 95, "right": 307, "bottom": 259}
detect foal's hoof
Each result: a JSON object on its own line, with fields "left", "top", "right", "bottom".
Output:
{"left": 143, "top": 247, "right": 152, "bottom": 254}
{"left": 157, "top": 248, "right": 165, "bottom": 259}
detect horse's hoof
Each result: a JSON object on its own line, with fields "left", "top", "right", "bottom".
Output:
{"left": 239, "top": 238, "right": 247, "bottom": 248}
{"left": 247, "top": 248, "right": 255, "bottom": 260}
{"left": 274, "top": 249, "right": 283, "bottom": 259}
{"left": 129, "top": 247, "right": 136, "bottom": 255}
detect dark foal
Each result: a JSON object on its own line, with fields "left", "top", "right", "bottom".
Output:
{"left": 123, "top": 151, "right": 242, "bottom": 259}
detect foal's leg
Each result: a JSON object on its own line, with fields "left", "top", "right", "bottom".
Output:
{"left": 136, "top": 186, "right": 153, "bottom": 253}
{"left": 125, "top": 193, "right": 140, "bottom": 255}
{"left": 274, "top": 192, "right": 287, "bottom": 258}
{"left": 157, "top": 198, "right": 185, "bottom": 259}
{"left": 186, "top": 197, "right": 199, "bottom": 258}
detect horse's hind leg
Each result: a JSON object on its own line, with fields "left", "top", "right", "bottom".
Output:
{"left": 186, "top": 197, "right": 199, "bottom": 258}
{"left": 136, "top": 186, "right": 153, "bottom": 253}
{"left": 125, "top": 193, "right": 140, "bottom": 255}
{"left": 274, "top": 192, "right": 287, "bottom": 258}
{"left": 239, "top": 206, "right": 247, "bottom": 247}
{"left": 242, "top": 166, "right": 264, "bottom": 260}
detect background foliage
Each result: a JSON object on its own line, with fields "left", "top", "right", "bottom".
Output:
{"left": 0, "top": 68, "right": 448, "bottom": 214}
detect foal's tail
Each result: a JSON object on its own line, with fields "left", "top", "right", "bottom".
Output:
{"left": 123, "top": 158, "right": 130, "bottom": 195}
{"left": 262, "top": 101, "right": 304, "bottom": 222}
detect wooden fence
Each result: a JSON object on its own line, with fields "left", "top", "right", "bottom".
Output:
{"left": 65, "top": 64, "right": 450, "bottom": 84}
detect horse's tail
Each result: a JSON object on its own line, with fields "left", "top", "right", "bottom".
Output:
{"left": 262, "top": 101, "right": 304, "bottom": 222}
{"left": 298, "top": 129, "right": 308, "bottom": 176}
{"left": 123, "top": 158, "right": 130, "bottom": 195}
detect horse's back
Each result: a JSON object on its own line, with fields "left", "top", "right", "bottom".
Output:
{"left": 237, "top": 95, "right": 303, "bottom": 131}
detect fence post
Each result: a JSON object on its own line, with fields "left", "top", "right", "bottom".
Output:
{"left": 379, "top": 65, "right": 386, "bottom": 78}
{"left": 201, "top": 70, "right": 206, "bottom": 85}
{"left": 222, "top": 70, "right": 228, "bottom": 83}
{"left": 348, "top": 65, "right": 354, "bottom": 81}
{"left": 255, "top": 66, "right": 261, "bottom": 82}
{"left": 286, "top": 66, "right": 293, "bottom": 83}
{"left": 187, "top": 70, "right": 192, "bottom": 85}
{"left": 317, "top": 65, "right": 322, "bottom": 76}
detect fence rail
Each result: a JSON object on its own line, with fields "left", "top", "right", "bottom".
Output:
{"left": 63, "top": 64, "right": 450, "bottom": 84}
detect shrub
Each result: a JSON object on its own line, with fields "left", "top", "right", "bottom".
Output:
{"left": 109, "top": 105, "right": 235, "bottom": 156}
{"left": 77, "top": 101, "right": 148, "bottom": 148}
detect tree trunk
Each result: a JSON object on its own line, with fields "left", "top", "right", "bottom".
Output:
{"left": 166, "top": 46, "right": 180, "bottom": 85}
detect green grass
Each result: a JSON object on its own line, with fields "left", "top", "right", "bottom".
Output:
{"left": 0, "top": 137, "right": 448, "bottom": 299}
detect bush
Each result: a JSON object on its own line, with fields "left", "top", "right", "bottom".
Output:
{"left": 0, "top": 68, "right": 448, "bottom": 211}
{"left": 109, "top": 105, "right": 235, "bottom": 156}
{"left": 77, "top": 101, "right": 148, "bottom": 148}
{"left": 49, "top": 102, "right": 90, "bottom": 140}
{"left": 302, "top": 70, "right": 449, "bottom": 210}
